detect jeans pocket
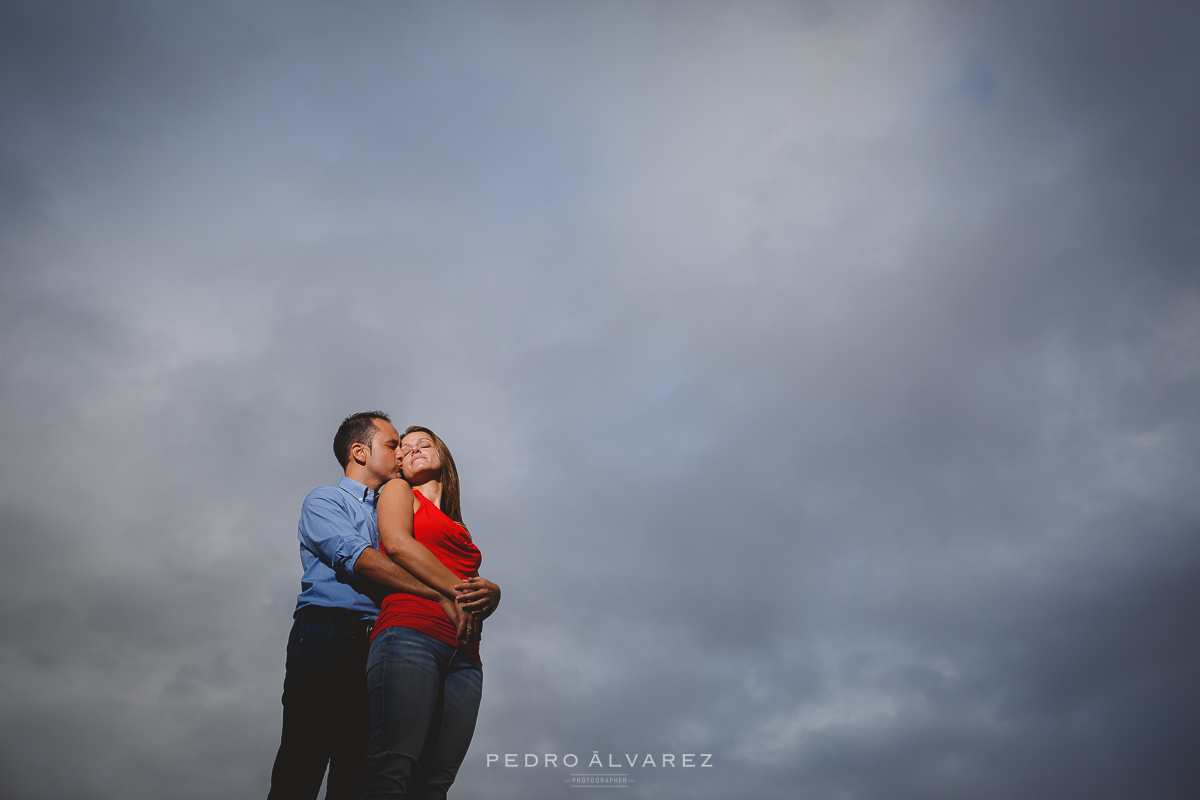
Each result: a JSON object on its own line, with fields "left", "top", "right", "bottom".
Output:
{"left": 286, "top": 621, "right": 351, "bottom": 668}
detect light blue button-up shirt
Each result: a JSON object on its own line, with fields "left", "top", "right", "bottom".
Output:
{"left": 293, "top": 476, "right": 382, "bottom": 620}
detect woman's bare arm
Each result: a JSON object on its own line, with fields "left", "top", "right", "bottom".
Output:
{"left": 356, "top": 547, "right": 470, "bottom": 642}
{"left": 376, "top": 479, "right": 467, "bottom": 601}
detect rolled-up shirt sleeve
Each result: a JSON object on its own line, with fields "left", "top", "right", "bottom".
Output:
{"left": 298, "top": 491, "right": 371, "bottom": 579}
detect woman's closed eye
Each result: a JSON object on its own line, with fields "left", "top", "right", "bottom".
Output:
{"left": 400, "top": 440, "right": 434, "bottom": 458}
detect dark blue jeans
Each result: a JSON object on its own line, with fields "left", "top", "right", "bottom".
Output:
{"left": 267, "top": 617, "right": 372, "bottom": 800}
{"left": 357, "top": 626, "right": 483, "bottom": 800}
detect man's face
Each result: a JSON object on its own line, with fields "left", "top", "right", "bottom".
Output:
{"left": 362, "top": 419, "right": 402, "bottom": 484}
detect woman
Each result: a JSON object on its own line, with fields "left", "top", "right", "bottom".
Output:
{"left": 358, "top": 426, "right": 501, "bottom": 800}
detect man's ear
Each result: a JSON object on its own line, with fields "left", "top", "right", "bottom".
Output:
{"left": 350, "top": 441, "right": 370, "bottom": 466}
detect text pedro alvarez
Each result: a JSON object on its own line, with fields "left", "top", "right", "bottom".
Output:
{"left": 487, "top": 752, "right": 715, "bottom": 768}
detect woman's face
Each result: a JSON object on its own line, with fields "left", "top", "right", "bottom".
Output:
{"left": 399, "top": 431, "right": 442, "bottom": 483}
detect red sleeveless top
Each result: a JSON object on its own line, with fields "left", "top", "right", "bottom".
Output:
{"left": 372, "top": 489, "right": 482, "bottom": 663}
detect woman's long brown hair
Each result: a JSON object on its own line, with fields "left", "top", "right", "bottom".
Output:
{"left": 402, "top": 425, "right": 466, "bottom": 529}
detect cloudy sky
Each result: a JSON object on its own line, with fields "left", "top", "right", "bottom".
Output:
{"left": 2, "top": 1, "right": 1198, "bottom": 798}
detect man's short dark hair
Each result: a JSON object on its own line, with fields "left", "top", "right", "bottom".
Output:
{"left": 333, "top": 411, "right": 392, "bottom": 469}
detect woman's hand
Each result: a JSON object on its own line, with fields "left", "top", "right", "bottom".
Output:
{"left": 437, "top": 595, "right": 470, "bottom": 644}
{"left": 455, "top": 576, "right": 501, "bottom": 619}
{"left": 437, "top": 595, "right": 483, "bottom": 646}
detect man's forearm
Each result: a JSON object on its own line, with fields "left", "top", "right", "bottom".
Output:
{"left": 353, "top": 547, "right": 441, "bottom": 601}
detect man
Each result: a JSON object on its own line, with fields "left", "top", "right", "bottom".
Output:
{"left": 267, "top": 411, "right": 465, "bottom": 800}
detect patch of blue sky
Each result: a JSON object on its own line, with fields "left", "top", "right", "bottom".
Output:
{"left": 374, "top": 75, "right": 603, "bottom": 232}
{"left": 581, "top": 367, "right": 717, "bottom": 477}
{"left": 956, "top": 59, "right": 996, "bottom": 104}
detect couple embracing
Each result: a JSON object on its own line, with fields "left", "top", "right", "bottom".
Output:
{"left": 267, "top": 412, "right": 501, "bottom": 800}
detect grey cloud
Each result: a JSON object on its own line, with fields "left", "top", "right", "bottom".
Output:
{"left": 2, "top": 1, "right": 1198, "bottom": 799}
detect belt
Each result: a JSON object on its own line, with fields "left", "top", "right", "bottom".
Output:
{"left": 293, "top": 605, "right": 374, "bottom": 637}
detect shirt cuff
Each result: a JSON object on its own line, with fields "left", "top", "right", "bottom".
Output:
{"left": 344, "top": 541, "right": 371, "bottom": 578}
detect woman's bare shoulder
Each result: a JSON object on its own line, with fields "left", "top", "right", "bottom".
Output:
{"left": 380, "top": 478, "right": 412, "bottom": 497}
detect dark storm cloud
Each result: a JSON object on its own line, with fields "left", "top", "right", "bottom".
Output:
{"left": 1, "top": 2, "right": 1198, "bottom": 799}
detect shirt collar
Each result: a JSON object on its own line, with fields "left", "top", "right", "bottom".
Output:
{"left": 337, "top": 476, "right": 379, "bottom": 504}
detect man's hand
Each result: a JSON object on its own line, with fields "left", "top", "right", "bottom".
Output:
{"left": 455, "top": 576, "right": 501, "bottom": 619}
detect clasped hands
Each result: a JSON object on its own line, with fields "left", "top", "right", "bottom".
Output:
{"left": 437, "top": 576, "right": 501, "bottom": 648}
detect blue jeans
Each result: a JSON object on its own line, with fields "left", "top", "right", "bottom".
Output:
{"left": 357, "top": 626, "right": 483, "bottom": 800}
{"left": 268, "top": 616, "right": 372, "bottom": 800}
